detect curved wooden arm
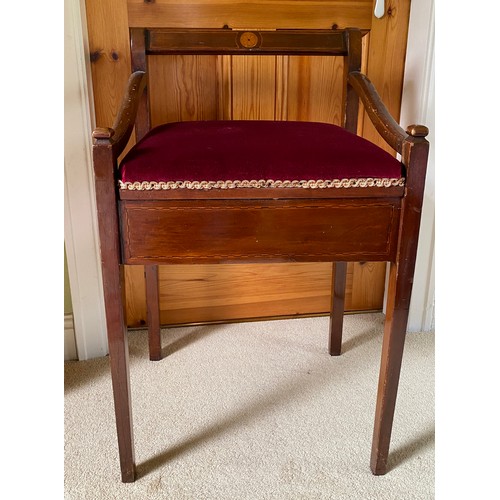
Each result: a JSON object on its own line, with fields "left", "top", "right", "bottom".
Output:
{"left": 111, "top": 71, "right": 147, "bottom": 155}
{"left": 92, "top": 71, "right": 147, "bottom": 156}
{"left": 348, "top": 71, "right": 427, "bottom": 154}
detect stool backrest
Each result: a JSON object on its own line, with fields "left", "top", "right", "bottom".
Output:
{"left": 129, "top": 27, "right": 363, "bottom": 141}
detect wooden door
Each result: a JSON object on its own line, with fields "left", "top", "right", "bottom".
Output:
{"left": 85, "top": 0, "right": 412, "bottom": 327}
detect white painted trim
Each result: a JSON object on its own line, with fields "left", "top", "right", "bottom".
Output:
{"left": 399, "top": 0, "right": 436, "bottom": 332}
{"left": 64, "top": 314, "right": 78, "bottom": 361}
{"left": 64, "top": 0, "right": 108, "bottom": 360}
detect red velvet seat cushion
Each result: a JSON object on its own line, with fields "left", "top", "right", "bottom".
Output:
{"left": 118, "top": 120, "right": 403, "bottom": 190}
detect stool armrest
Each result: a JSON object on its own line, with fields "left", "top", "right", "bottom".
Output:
{"left": 348, "top": 71, "right": 428, "bottom": 154}
{"left": 92, "top": 71, "right": 147, "bottom": 156}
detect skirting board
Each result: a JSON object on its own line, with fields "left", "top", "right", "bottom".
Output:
{"left": 65, "top": 314, "right": 78, "bottom": 361}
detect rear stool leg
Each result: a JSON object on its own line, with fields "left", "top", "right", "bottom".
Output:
{"left": 329, "top": 262, "right": 347, "bottom": 355}
{"left": 145, "top": 265, "right": 162, "bottom": 361}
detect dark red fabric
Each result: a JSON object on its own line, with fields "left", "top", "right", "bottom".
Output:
{"left": 119, "top": 120, "right": 402, "bottom": 184}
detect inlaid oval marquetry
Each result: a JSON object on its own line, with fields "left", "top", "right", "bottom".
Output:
{"left": 239, "top": 31, "right": 259, "bottom": 48}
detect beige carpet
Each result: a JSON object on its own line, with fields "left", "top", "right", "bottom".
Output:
{"left": 64, "top": 313, "right": 434, "bottom": 499}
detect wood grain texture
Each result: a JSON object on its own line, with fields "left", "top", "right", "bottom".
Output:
{"left": 120, "top": 199, "right": 400, "bottom": 264}
{"left": 86, "top": 0, "right": 133, "bottom": 147}
{"left": 157, "top": 263, "right": 339, "bottom": 326}
{"left": 127, "top": 0, "right": 373, "bottom": 29}
{"left": 125, "top": 261, "right": 387, "bottom": 327}
{"left": 124, "top": 265, "right": 147, "bottom": 327}
{"left": 149, "top": 55, "right": 219, "bottom": 125}
{"left": 362, "top": 0, "right": 411, "bottom": 155}
{"left": 348, "top": 261, "right": 387, "bottom": 310}
{"left": 286, "top": 56, "right": 344, "bottom": 124}
{"left": 231, "top": 56, "right": 276, "bottom": 119}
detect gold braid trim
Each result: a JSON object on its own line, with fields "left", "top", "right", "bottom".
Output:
{"left": 119, "top": 178, "right": 405, "bottom": 191}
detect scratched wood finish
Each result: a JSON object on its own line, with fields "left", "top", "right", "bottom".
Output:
{"left": 120, "top": 199, "right": 400, "bottom": 264}
{"left": 86, "top": 0, "right": 412, "bottom": 327}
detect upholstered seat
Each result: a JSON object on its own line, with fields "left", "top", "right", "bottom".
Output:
{"left": 118, "top": 120, "right": 404, "bottom": 192}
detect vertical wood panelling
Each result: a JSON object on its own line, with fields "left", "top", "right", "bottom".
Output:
{"left": 124, "top": 265, "right": 147, "bottom": 327}
{"left": 86, "top": 0, "right": 411, "bottom": 327}
{"left": 275, "top": 56, "right": 289, "bottom": 121}
{"left": 349, "top": 261, "right": 386, "bottom": 310}
{"left": 85, "top": 0, "right": 131, "bottom": 129}
{"left": 154, "top": 262, "right": 385, "bottom": 327}
{"left": 286, "top": 56, "right": 344, "bottom": 124}
{"left": 362, "top": 0, "right": 412, "bottom": 155}
{"left": 217, "top": 56, "right": 233, "bottom": 120}
{"left": 231, "top": 56, "right": 277, "bottom": 120}
{"left": 85, "top": 0, "right": 144, "bottom": 329}
{"left": 158, "top": 263, "right": 334, "bottom": 326}
{"left": 149, "top": 55, "right": 219, "bottom": 125}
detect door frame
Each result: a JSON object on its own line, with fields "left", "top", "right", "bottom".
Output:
{"left": 400, "top": 0, "right": 435, "bottom": 332}
{"left": 64, "top": 0, "right": 108, "bottom": 360}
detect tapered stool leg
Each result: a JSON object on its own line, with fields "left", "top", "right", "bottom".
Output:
{"left": 329, "top": 262, "right": 347, "bottom": 356}
{"left": 370, "top": 134, "right": 429, "bottom": 474}
{"left": 370, "top": 262, "right": 412, "bottom": 475}
{"left": 94, "top": 140, "right": 136, "bottom": 482}
{"left": 103, "top": 264, "right": 136, "bottom": 482}
{"left": 145, "top": 265, "right": 162, "bottom": 361}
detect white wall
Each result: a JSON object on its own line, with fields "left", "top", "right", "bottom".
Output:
{"left": 400, "top": 0, "right": 435, "bottom": 332}
{"left": 64, "top": 0, "right": 108, "bottom": 360}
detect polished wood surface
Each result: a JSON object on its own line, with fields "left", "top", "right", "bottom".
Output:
{"left": 370, "top": 132, "right": 429, "bottom": 475}
{"left": 93, "top": 136, "right": 135, "bottom": 483}
{"left": 120, "top": 198, "right": 401, "bottom": 264}
{"left": 147, "top": 28, "right": 348, "bottom": 55}
{"left": 145, "top": 265, "right": 161, "bottom": 361}
{"left": 329, "top": 262, "right": 347, "bottom": 356}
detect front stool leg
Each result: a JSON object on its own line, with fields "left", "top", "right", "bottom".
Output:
{"left": 93, "top": 133, "right": 136, "bottom": 482}
{"left": 145, "top": 265, "right": 162, "bottom": 361}
{"left": 329, "top": 262, "right": 347, "bottom": 355}
{"left": 370, "top": 261, "right": 412, "bottom": 475}
{"left": 103, "top": 265, "right": 136, "bottom": 482}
